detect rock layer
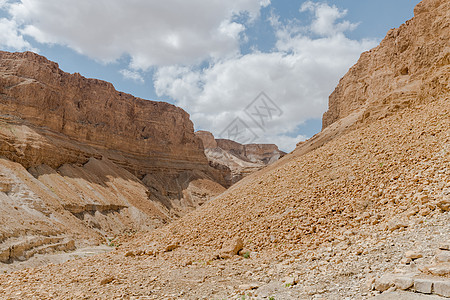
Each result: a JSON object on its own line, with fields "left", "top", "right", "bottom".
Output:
{"left": 322, "top": 0, "right": 449, "bottom": 130}
{"left": 196, "top": 130, "right": 285, "bottom": 185}
{"left": 0, "top": 51, "right": 226, "bottom": 260}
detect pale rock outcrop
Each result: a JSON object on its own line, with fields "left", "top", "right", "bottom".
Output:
{"left": 196, "top": 130, "right": 285, "bottom": 186}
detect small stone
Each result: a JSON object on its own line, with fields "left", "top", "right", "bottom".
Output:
{"left": 419, "top": 208, "right": 431, "bottom": 216}
{"left": 219, "top": 237, "right": 244, "bottom": 259}
{"left": 405, "top": 251, "right": 422, "bottom": 260}
{"left": 374, "top": 274, "right": 395, "bottom": 292}
{"left": 400, "top": 257, "right": 412, "bottom": 265}
{"left": 436, "top": 251, "right": 450, "bottom": 263}
{"left": 434, "top": 280, "right": 450, "bottom": 297}
{"left": 415, "top": 193, "right": 429, "bottom": 204}
{"left": 439, "top": 244, "right": 450, "bottom": 251}
{"left": 282, "top": 275, "right": 299, "bottom": 286}
{"left": 164, "top": 243, "right": 179, "bottom": 252}
{"left": 385, "top": 286, "right": 397, "bottom": 293}
{"left": 124, "top": 251, "right": 135, "bottom": 257}
{"left": 437, "top": 197, "right": 450, "bottom": 211}
{"left": 414, "top": 278, "right": 433, "bottom": 294}
{"left": 392, "top": 276, "right": 414, "bottom": 290}
{"left": 239, "top": 283, "right": 259, "bottom": 291}
{"left": 100, "top": 277, "right": 114, "bottom": 285}
{"left": 365, "top": 276, "right": 376, "bottom": 291}
{"left": 427, "top": 263, "right": 450, "bottom": 276}
{"left": 387, "top": 220, "right": 408, "bottom": 231}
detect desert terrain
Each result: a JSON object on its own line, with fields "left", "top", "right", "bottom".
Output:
{"left": 0, "top": 0, "right": 449, "bottom": 299}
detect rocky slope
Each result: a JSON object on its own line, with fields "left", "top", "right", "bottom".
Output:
{"left": 0, "top": 0, "right": 448, "bottom": 298}
{"left": 0, "top": 51, "right": 225, "bottom": 262}
{"left": 196, "top": 130, "right": 285, "bottom": 186}
{"left": 318, "top": 0, "right": 449, "bottom": 149}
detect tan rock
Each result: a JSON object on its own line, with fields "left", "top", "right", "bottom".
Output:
{"left": 437, "top": 197, "right": 450, "bottom": 212}
{"left": 427, "top": 263, "right": 450, "bottom": 276}
{"left": 197, "top": 131, "right": 285, "bottom": 186}
{"left": 413, "top": 279, "right": 433, "bottom": 294}
{"left": 434, "top": 280, "right": 450, "bottom": 298}
{"left": 100, "top": 277, "right": 114, "bottom": 285}
{"left": 375, "top": 274, "right": 396, "bottom": 292}
{"left": 164, "top": 243, "right": 179, "bottom": 252}
{"left": 392, "top": 276, "right": 414, "bottom": 290}
{"left": 405, "top": 251, "right": 423, "bottom": 260}
{"left": 436, "top": 251, "right": 450, "bottom": 263}
{"left": 195, "top": 131, "right": 218, "bottom": 149}
{"left": 0, "top": 51, "right": 228, "bottom": 261}
{"left": 238, "top": 283, "right": 259, "bottom": 291}
{"left": 219, "top": 237, "right": 244, "bottom": 259}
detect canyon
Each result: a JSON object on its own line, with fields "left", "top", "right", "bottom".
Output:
{"left": 196, "top": 130, "right": 285, "bottom": 186}
{"left": 0, "top": 0, "right": 448, "bottom": 298}
{"left": 0, "top": 51, "right": 226, "bottom": 262}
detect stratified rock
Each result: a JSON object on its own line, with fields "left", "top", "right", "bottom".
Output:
{"left": 0, "top": 51, "right": 227, "bottom": 260}
{"left": 196, "top": 131, "right": 218, "bottom": 149}
{"left": 322, "top": 0, "right": 449, "bottom": 130}
{"left": 196, "top": 131, "right": 285, "bottom": 186}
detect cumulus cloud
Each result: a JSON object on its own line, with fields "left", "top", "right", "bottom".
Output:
{"left": 0, "top": 18, "right": 35, "bottom": 51}
{"left": 300, "top": 1, "right": 358, "bottom": 37}
{"left": 155, "top": 3, "right": 378, "bottom": 152}
{"left": 5, "top": 0, "right": 269, "bottom": 68}
{"left": 120, "top": 69, "right": 144, "bottom": 84}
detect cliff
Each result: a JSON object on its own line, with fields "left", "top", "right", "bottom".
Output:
{"left": 195, "top": 130, "right": 285, "bottom": 185}
{"left": 322, "top": 0, "right": 449, "bottom": 129}
{"left": 0, "top": 51, "right": 226, "bottom": 261}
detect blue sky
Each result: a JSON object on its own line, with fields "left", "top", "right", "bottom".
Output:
{"left": 0, "top": 0, "right": 420, "bottom": 151}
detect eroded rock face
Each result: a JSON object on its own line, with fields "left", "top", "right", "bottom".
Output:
{"left": 0, "top": 51, "right": 226, "bottom": 260}
{"left": 322, "top": 0, "right": 449, "bottom": 129}
{"left": 196, "top": 131, "right": 285, "bottom": 186}
{"left": 0, "top": 51, "right": 214, "bottom": 175}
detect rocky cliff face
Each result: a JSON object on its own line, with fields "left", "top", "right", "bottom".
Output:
{"left": 0, "top": 51, "right": 212, "bottom": 174}
{"left": 322, "top": 0, "right": 449, "bottom": 129}
{"left": 196, "top": 130, "right": 285, "bottom": 185}
{"left": 0, "top": 51, "right": 225, "bottom": 261}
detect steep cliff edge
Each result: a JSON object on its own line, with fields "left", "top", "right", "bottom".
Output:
{"left": 322, "top": 0, "right": 449, "bottom": 129}
{"left": 0, "top": 51, "right": 225, "bottom": 262}
{"left": 195, "top": 130, "right": 285, "bottom": 185}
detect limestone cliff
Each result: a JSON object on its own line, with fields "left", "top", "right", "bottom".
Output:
{"left": 196, "top": 130, "right": 285, "bottom": 185}
{"left": 322, "top": 0, "right": 449, "bottom": 129}
{"left": 0, "top": 51, "right": 225, "bottom": 261}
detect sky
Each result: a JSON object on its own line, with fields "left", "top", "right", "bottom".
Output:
{"left": 0, "top": 0, "right": 421, "bottom": 152}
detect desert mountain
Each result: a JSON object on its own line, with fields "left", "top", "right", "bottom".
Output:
{"left": 0, "top": 0, "right": 448, "bottom": 299}
{"left": 0, "top": 51, "right": 226, "bottom": 262}
{"left": 196, "top": 130, "right": 285, "bottom": 186}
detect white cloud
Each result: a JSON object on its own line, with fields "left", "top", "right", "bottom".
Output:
{"left": 6, "top": 0, "right": 267, "bottom": 69}
{"left": 300, "top": 1, "right": 358, "bottom": 37}
{"left": 0, "top": 18, "right": 35, "bottom": 51}
{"left": 120, "top": 69, "right": 144, "bottom": 84}
{"left": 155, "top": 3, "right": 378, "bottom": 152}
